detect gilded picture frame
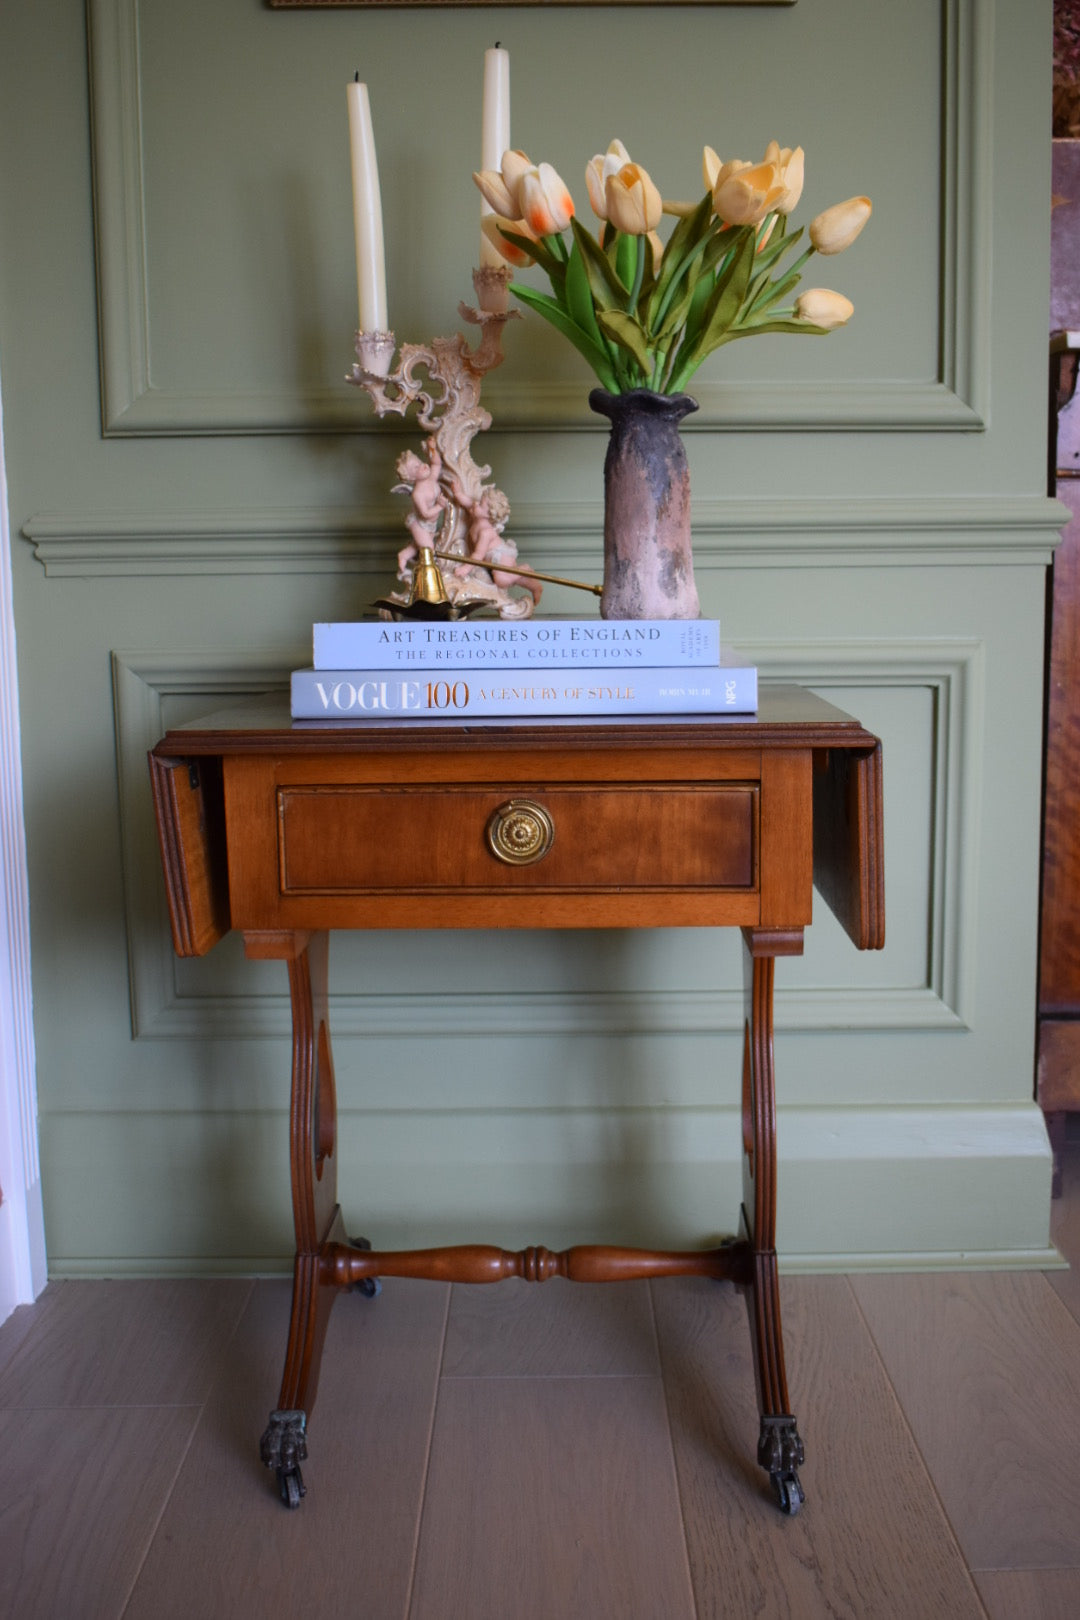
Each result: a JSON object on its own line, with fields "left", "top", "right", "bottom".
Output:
{"left": 269, "top": 2, "right": 795, "bottom": 9}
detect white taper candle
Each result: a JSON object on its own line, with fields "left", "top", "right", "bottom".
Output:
{"left": 480, "top": 45, "right": 511, "bottom": 267}
{"left": 346, "top": 77, "right": 388, "bottom": 332}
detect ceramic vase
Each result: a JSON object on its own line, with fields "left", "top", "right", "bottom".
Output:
{"left": 589, "top": 387, "right": 701, "bottom": 620}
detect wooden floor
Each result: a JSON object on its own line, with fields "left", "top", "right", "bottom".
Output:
{"left": 3, "top": 1145, "right": 1080, "bottom": 1620}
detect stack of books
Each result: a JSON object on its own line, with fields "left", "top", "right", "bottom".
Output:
{"left": 290, "top": 618, "right": 757, "bottom": 720}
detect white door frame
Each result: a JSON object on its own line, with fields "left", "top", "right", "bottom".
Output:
{"left": 0, "top": 361, "right": 47, "bottom": 1320}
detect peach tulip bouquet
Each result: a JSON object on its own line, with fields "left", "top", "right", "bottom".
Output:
{"left": 473, "top": 139, "right": 871, "bottom": 396}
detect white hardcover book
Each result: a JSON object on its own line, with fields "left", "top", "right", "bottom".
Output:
{"left": 291, "top": 665, "right": 757, "bottom": 719}
{"left": 312, "top": 617, "right": 721, "bottom": 670}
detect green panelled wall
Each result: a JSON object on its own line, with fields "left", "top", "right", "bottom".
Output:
{"left": 0, "top": 0, "right": 1064, "bottom": 1273}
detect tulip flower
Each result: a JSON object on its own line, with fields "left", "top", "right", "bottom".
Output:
{"left": 500, "top": 149, "right": 534, "bottom": 199}
{"left": 704, "top": 141, "right": 804, "bottom": 226}
{"left": 604, "top": 162, "right": 663, "bottom": 235}
{"left": 586, "top": 141, "right": 663, "bottom": 236}
{"left": 518, "top": 161, "right": 575, "bottom": 236}
{"left": 763, "top": 141, "right": 805, "bottom": 214}
{"left": 711, "top": 158, "right": 787, "bottom": 227}
{"left": 586, "top": 139, "right": 632, "bottom": 220}
{"left": 473, "top": 165, "right": 517, "bottom": 218}
{"left": 794, "top": 288, "right": 854, "bottom": 328}
{"left": 809, "top": 195, "right": 872, "bottom": 255}
{"left": 474, "top": 149, "right": 575, "bottom": 236}
{"left": 472, "top": 133, "right": 869, "bottom": 397}
{"left": 480, "top": 214, "right": 537, "bottom": 267}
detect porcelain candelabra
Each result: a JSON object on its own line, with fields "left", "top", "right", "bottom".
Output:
{"left": 348, "top": 265, "right": 544, "bottom": 620}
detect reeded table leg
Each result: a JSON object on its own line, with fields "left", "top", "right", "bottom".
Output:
{"left": 741, "top": 927, "right": 806, "bottom": 1515}
{"left": 244, "top": 929, "right": 358, "bottom": 1508}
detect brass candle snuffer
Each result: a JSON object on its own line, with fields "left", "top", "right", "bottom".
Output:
{"left": 350, "top": 265, "right": 600, "bottom": 622}
{"left": 372, "top": 546, "right": 602, "bottom": 621}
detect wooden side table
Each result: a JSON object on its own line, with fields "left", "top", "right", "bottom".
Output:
{"left": 149, "top": 685, "right": 884, "bottom": 1515}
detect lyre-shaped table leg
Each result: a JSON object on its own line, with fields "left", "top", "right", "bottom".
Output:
{"left": 244, "top": 929, "right": 355, "bottom": 1508}
{"left": 741, "top": 928, "right": 806, "bottom": 1515}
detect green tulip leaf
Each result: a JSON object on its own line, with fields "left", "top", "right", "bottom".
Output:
{"left": 679, "top": 262, "right": 717, "bottom": 351}
{"left": 663, "top": 194, "right": 714, "bottom": 269}
{"left": 649, "top": 194, "right": 714, "bottom": 315}
{"left": 541, "top": 231, "right": 570, "bottom": 265}
{"left": 571, "top": 218, "right": 629, "bottom": 306}
{"left": 509, "top": 283, "right": 620, "bottom": 391}
{"left": 649, "top": 233, "right": 714, "bottom": 333}
{"left": 565, "top": 238, "right": 607, "bottom": 348}
{"left": 654, "top": 274, "right": 701, "bottom": 345}
{"left": 747, "top": 241, "right": 811, "bottom": 318}
{"left": 733, "top": 317, "right": 830, "bottom": 338}
{"left": 668, "top": 228, "right": 757, "bottom": 387}
{"left": 596, "top": 308, "right": 653, "bottom": 377}
{"left": 754, "top": 221, "right": 803, "bottom": 278}
{"left": 748, "top": 267, "right": 804, "bottom": 318}
{"left": 699, "top": 229, "right": 756, "bottom": 338}
{"left": 703, "top": 226, "right": 743, "bottom": 279}
{"left": 497, "top": 228, "right": 564, "bottom": 281}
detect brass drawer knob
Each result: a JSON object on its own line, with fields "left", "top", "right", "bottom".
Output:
{"left": 486, "top": 799, "right": 555, "bottom": 866}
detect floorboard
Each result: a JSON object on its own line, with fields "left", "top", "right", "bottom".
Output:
{"left": 408, "top": 1374, "right": 696, "bottom": 1620}
{"left": 851, "top": 1269, "right": 1080, "bottom": 1572}
{"left": 441, "top": 1277, "right": 660, "bottom": 1378}
{"left": 0, "top": 1287, "right": 59, "bottom": 1379}
{"left": 0, "top": 1405, "right": 199, "bottom": 1620}
{"left": 0, "top": 1279, "right": 252, "bottom": 1409}
{"left": 123, "top": 1278, "right": 449, "bottom": 1620}
{"left": 1, "top": 1137, "right": 1076, "bottom": 1619}
{"left": 974, "top": 1568, "right": 1080, "bottom": 1620}
{"left": 652, "top": 1274, "right": 986, "bottom": 1620}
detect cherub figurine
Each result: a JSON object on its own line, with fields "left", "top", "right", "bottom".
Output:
{"left": 393, "top": 437, "right": 448, "bottom": 576}
{"left": 463, "top": 486, "right": 543, "bottom": 606}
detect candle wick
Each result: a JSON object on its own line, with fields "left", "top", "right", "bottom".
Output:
{"left": 494, "top": 40, "right": 501, "bottom": 48}
{"left": 354, "top": 70, "right": 360, "bottom": 83}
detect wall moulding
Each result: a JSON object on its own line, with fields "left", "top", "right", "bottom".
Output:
{"left": 112, "top": 642, "right": 976, "bottom": 1044}
{"left": 88, "top": 0, "right": 991, "bottom": 436}
{"left": 29, "top": 492, "right": 1068, "bottom": 583}
{"left": 746, "top": 637, "right": 983, "bottom": 1032}
{"left": 28, "top": 493, "right": 1065, "bottom": 578}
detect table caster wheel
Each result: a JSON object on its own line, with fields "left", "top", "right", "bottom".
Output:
{"left": 260, "top": 1409, "right": 308, "bottom": 1508}
{"left": 278, "top": 1465, "right": 306, "bottom": 1510}
{"left": 349, "top": 1235, "right": 381, "bottom": 1297}
{"left": 771, "top": 1469, "right": 805, "bottom": 1516}
{"left": 758, "top": 1414, "right": 805, "bottom": 1516}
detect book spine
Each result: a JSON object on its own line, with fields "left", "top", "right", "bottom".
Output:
{"left": 312, "top": 618, "right": 721, "bottom": 670}
{"left": 291, "top": 667, "right": 757, "bottom": 719}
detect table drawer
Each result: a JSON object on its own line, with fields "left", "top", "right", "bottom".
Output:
{"left": 276, "top": 782, "right": 758, "bottom": 894}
